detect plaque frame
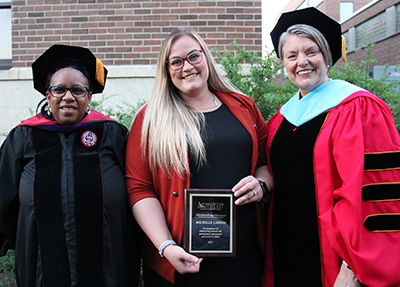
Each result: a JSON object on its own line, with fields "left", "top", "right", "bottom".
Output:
{"left": 183, "top": 189, "right": 236, "bottom": 257}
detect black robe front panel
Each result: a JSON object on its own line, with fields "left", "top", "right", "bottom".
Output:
{"left": 269, "top": 114, "right": 327, "bottom": 286}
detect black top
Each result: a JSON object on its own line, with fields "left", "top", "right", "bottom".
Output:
{"left": 190, "top": 104, "right": 252, "bottom": 188}
{"left": 180, "top": 104, "right": 262, "bottom": 287}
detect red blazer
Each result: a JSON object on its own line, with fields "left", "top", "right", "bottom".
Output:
{"left": 126, "top": 91, "right": 268, "bottom": 283}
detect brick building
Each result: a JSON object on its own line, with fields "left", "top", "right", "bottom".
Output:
{"left": 9, "top": 0, "right": 262, "bottom": 68}
{"left": 277, "top": 0, "right": 372, "bottom": 24}
{"left": 342, "top": 0, "right": 400, "bottom": 66}
{"left": 317, "top": 0, "right": 372, "bottom": 22}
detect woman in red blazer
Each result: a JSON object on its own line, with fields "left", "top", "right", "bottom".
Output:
{"left": 126, "top": 28, "right": 273, "bottom": 287}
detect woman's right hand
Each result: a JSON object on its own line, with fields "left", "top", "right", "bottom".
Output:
{"left": 163, "top": 245, "right": 203, "bottom": 274}
{"left": 132, "top": 198, "right": 202, "bottom": 274}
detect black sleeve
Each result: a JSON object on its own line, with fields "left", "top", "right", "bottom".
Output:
{"left": 103, "top": 122, "right": 129, "bottom": 173}
{"left": 0, "top": 127, "right": 29, "bottom": 255}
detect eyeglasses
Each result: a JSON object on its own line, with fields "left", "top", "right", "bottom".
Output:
{"left": 48, "top": 85, "right": 90, "bottom": 98}
{"left": 167, "top": 50, "right": 203, "bottom": 70}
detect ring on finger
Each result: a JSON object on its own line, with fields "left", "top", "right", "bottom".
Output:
{"left": 252, "top": 190, "right": 257, "bottom": 196}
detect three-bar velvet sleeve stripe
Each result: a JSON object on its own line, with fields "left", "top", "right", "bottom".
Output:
{"left": 362, "top": 151, "right": 400, "bottom": 232}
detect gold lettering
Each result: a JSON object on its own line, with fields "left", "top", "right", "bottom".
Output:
{"left": 197, "top": 202, "right": 225, "bottom": 211}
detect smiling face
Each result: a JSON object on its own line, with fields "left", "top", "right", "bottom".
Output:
{"left": 167, "top": 35, "right": 209, "bottom": 99}
{"left": 282, "top": 34, "right": 330, "bottom": 97}
{"left": 46, "top": 67, "right": 92, "bottom": 125}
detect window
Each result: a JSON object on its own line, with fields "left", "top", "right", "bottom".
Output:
{"left": 0, "top": 0, "right": 11, "bottom": 70}
{"left": 340, "top": 2, "right": 354, "bottom": 22}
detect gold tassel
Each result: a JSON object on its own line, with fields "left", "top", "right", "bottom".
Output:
{"left": 95, "top": 58, "right": 105, "bottom": 86}
{"left": 341, "top": 36, "right": 347, "bottom": 63}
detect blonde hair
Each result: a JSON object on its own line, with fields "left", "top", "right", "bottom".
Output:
{"left": 141, "top": 28, "right": 242, "bottom": 178}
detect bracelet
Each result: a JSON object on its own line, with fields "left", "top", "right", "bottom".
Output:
{"left": 158, "top": 240, "right": 176, "bottom": 257}
{"left": 258, "top": 180, "right": 270, "bottom": 198}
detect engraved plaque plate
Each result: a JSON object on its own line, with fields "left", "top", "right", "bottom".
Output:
{"left": 183, "top": 189, "right": 236, "bottom": 257}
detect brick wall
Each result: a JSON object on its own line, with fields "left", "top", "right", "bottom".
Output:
{"left": 11, "top": 0, "right": 262, "bottom": 67}
{"left": 280, "top": 0, "right": 371, "bottom": 22}
{"left": 342, "top": 0, "right": 399, "bottom": 31}
{"left": 317, "top": 0, "right": 371, "bottom": 22}
{"left": 341, "top": 0, "right": 400, "bottom": 66}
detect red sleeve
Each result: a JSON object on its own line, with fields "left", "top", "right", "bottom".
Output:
{"left": 125, "top": 107, "right": 157, "bottom": 208}
{"left": 319, "top": 94, "right": 400, "bottom": 286}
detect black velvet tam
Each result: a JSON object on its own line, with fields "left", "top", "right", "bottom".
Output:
{"left": 32, "top": 44, "right": 108, "bottom": 96}
{"left": 270, "top": 7, "right": 342, "bottom": 64}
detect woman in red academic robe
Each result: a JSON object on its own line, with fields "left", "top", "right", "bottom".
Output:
{"left": 265, "top": 7, "right": 400, "bottom": 287}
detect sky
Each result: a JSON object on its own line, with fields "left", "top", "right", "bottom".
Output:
{"left": 262, "top": 0, "right": 291, "bottom": 54}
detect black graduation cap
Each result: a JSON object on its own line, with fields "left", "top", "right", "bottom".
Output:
{"left": 270, "top": 7, "right": 344, "bottom": 64}
{"left": 32, "top": 44, "right": 108, "bottom": 96}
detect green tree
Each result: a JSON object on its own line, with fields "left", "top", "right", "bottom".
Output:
{"left": 214, "top": 41, "right": 296, "bottom": 122}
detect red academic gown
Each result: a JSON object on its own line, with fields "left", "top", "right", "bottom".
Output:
{"left": 264, "top": 80, "right": 400, "bottom": 287}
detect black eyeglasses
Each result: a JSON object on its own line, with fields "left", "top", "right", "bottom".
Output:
{"left": 167, "top": 50, "right": 203, "bottom": 70}
{"left": 48, "top": 85, "right": 90, "bottom": 98}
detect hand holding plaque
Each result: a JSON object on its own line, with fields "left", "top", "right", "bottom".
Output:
{"left": 183, "top": 189, "right": 236, "bottom": 257}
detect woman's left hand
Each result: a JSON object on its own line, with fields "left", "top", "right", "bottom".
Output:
{"left": 232, "top": 175, "right": 263, "bottom": 205}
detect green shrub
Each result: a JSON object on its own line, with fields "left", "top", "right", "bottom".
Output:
{"left": 0, "top": 250, "right": 16, "bottom": 286}
{"left": 90, "top": 95, "right": 147, "bottom": 129}
{"left": 0, "top": 251, "right": 14, "bottom": 274}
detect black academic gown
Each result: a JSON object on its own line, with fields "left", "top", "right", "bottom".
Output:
{"left": 0, "top": 111, "right": 141, "bottom": 287}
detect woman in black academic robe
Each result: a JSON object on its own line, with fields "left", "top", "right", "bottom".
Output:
{"left": 0, "top": 44, "right": 141, "bottom": 287}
